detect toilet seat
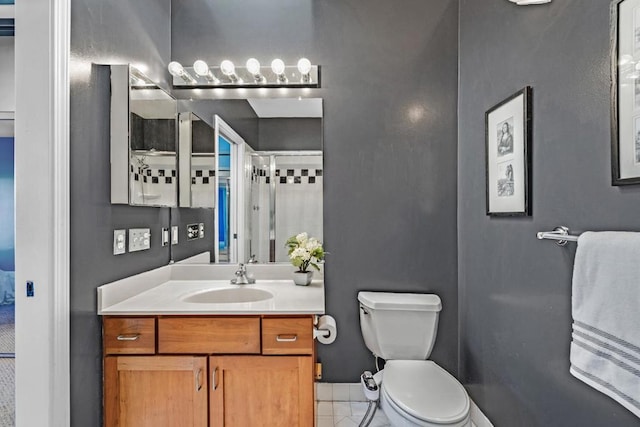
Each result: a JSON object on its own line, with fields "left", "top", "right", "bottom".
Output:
{"left": 382, "top": 360, "right": 470, "bottom": 425}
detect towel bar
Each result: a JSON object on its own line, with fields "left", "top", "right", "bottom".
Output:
{"left": 537, "top": 226, "right": 579, "bottom": 246}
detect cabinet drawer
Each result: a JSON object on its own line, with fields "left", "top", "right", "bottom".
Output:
{"left": 262, "top": 317, "right": 313, "bottom": 355}
{"left": 103, "top": 317, "right": 156, "bottom": 355}
{"left": 158, "top": 317, "right": 260, "bottom": 354}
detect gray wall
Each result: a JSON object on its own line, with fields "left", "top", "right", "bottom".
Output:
{"left": 258, "top": 118, "right": 322, "bottom": 151}
{"left": 172, "top": 0, "right": 460, "bottom": 382}
{"left": 69, "top": 0, "right": 212, "bottom": 425}
{"left": 178, "top": 99, "right": 259, "bottom": 148}
{"left": 458, "top": 1, "right": 640, "bottom": 425}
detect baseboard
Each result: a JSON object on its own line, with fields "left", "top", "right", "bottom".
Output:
{"left": 470, "top": 398, "right": 494, "bottom": 427}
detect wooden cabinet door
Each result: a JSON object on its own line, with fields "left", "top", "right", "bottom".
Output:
{"left": 209, "top": 355, "right": 313, "bottom": 427}
{"left": 105, "top": 356, "right": 208, "bottom": 427}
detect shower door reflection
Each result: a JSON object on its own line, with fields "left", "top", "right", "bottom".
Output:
{"left": 217, "top": 136, "right": 232, "bottom": 263}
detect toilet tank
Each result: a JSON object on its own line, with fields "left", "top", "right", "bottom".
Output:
{"left": 358, "top": 291, "right": 442, "bottom": 360}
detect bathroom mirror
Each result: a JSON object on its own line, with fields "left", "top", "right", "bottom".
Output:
{"left": 176, "top": 97, "right": 323, "bottom": 263}
{"left": 178, "top": 112, "right": 216, "bottom": 209}
{"left": 110, "top": 64, "right": 178, "bottom": 207}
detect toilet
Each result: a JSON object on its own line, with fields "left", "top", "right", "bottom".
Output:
{"left": 358, "top": 291, "right": 471, "bottom": 427}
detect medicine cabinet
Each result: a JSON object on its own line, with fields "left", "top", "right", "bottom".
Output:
{"left": 109, "top": 64, "right": 178, "bottom": 207}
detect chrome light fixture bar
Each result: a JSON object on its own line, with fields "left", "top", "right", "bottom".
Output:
{"left": 129, "top": 66, "right": 156, "bottom": 87}
{"left": 169, "top": 58, "right": 320, "bottom": 88}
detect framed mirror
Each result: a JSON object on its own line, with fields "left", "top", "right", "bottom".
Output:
{"left": 110, "top": 64, "right": 178, "bottom": 206}
{"left": 176, "top": 98, "right": 323, "bottom": 263}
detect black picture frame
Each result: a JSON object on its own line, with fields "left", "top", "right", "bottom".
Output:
{"left": 611, "top": 0, "right": 640, "bottom": 185}
{"left": 485, "top": 87, "right": 533, "bottom": 217}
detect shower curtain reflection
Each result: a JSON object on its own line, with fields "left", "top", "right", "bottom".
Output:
{"left": 247, "top": 152, "right": 322, "bottom": 263}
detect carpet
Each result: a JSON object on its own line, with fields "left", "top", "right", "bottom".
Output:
{"left": 0, "top": 358, "right": 14, "bottom": 426}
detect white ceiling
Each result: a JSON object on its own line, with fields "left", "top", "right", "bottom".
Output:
{"left": 247, "top": 98, "right": 323, "bottom": 118}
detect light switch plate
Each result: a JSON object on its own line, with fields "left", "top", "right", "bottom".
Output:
{"left": 113, "top": 229, "right": 126, "bottom": 255}
{"left": 198, "top": 223, "right": 205, "bottom": 239}
{"left": 161, "top": 227, "right": 170, "bottom": 247}
{"left": 171, "top": 226, "right": 179, "bottom": 245}
{"left": 129, "top": 228, "right": 151, "bottom": 252}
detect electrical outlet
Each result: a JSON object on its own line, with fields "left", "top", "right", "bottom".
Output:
{"left": 187, "top": 223, "right": 199, "bottom": 240}
{"left": 113, "top": 229, "right": 126, "bottom": 255}
{"left": 129, "top": 228, "right": 151, "bottom": 252}
{"left": 198, "top": 223, "right": 205, "bottom": 239}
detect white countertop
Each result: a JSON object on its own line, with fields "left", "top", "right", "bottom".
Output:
{"left": 100, "top": 279, "right": 324, "bottom": 315}
{"left": 97, "top": 262, "right": 325, "bottom": 315}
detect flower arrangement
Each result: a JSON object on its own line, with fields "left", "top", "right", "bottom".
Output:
{"left": 285, "top": 232, "right": 325, "bottom": 273}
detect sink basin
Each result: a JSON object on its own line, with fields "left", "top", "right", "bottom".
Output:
{"left": 183, "top": 288, "right": 274, "bottom": 304}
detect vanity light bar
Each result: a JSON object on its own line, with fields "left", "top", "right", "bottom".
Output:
{"left": 129, "top": 66, "right": 156, "bottom": 87}
{"left": 169, "top": 58, "right": 320, "bottom": 89}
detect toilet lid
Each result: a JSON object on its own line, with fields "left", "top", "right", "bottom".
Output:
{"left": 383, "top": 360, "right": 469, "bottom": 424}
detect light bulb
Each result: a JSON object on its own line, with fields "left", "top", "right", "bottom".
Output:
{"left": 193, "top": 59, "right": 220, "bottom": 84}
{"left": 193, "top": 60, "right": 210, "bottom": 76}
{"left": 297, "top": 58, "right": 311, "bottom": 75}
{"left": 271, "top": 58, "right": 286, "bottom": 75}
{"left": 168, "top": 61, "right": 184, "bottom": 77}
{"left": 246, "top": 58, "right": 261, "bottom": 75}
{"left": 220, "top": 60, "right": 235, "bottom": 76}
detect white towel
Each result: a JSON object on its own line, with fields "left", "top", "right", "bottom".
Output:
{"left": 570, "top": 231, "right": 640, "bottom": 419}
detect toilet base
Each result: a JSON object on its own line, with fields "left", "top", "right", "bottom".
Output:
{"left": 380, "top": 386, "right": 471, "bottom": 427}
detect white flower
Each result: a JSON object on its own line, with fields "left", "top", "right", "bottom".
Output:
{"left": 305, "top": 238, "right": 321, "bottom": 252}
{"left": 290, "top": 247, "right": 311, "bottom": 261}
{"left": 286, "top": 232, "right": 324, "bottom": 272}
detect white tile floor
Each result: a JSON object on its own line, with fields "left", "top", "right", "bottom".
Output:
{"left": 316, "top": 401, "right": 390, "bottom": 427}
{"left": 315, "top": 383, "right": 390, "bottom": 427}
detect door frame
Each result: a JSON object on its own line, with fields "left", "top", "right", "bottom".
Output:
{"left": 214, "top": 115, "right": 246, "bottom": 264}
{"left": 15, "top": 1, "right": 71, "bottom": 426}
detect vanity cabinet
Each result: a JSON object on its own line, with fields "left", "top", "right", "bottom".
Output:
{"left": 103, "top": 315, "right": 315, "bottom": 427}
{"left": 209, "top": 355, "right": 313, "bottom": 427}
{"left": 104, "top": 355, "right": 208, "bottom": 427}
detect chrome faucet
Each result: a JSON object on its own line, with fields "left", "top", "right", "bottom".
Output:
{"left": 231, "top": 263, "right": 255, "bottom": 284}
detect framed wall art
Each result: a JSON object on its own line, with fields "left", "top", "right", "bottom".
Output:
{"left": 485, "top": 87, "right": 532, "bottom": 216}
{"left": 612, "top": 0, "right": 640, "bottom": 185}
